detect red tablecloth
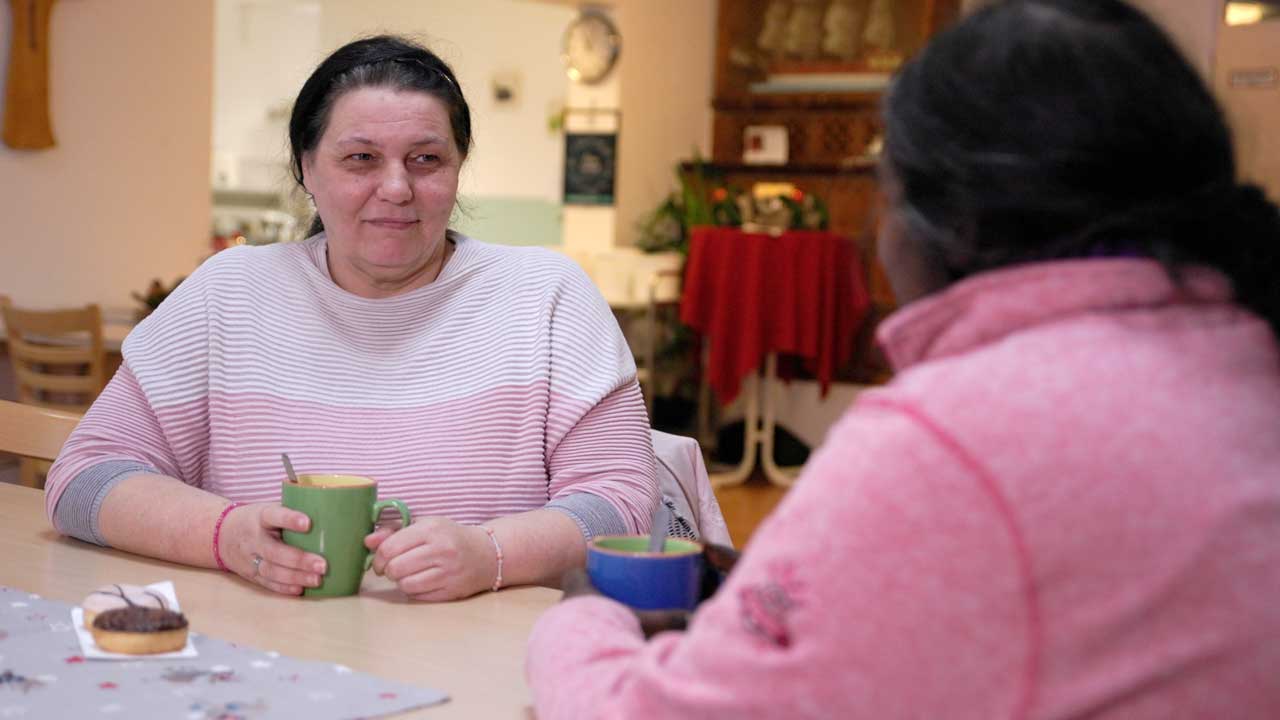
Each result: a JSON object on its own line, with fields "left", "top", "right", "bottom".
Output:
{"left": 680, "top": 227, "right": 871, "bottom": 406}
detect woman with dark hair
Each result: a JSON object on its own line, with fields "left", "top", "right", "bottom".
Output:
{"left": 526, "top": 1, "right": 1280, "bottom": 716}
{"left": 45, "top": 36, "right": 659, "bottom": 601}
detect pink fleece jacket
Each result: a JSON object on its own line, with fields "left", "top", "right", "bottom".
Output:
{"left": 525, "top": 258, "right": 1280, "bottom": 719}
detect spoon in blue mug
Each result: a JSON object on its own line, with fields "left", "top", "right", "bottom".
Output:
{"left": 647, "top": 504, "right": 672, "bottom": 553}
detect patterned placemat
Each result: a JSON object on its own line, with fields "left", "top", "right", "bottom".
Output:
{"left": 0, "top": 585, "right": 448, "bottom": 719}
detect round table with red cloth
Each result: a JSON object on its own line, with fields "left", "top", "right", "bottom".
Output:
{"left": 680, "top": 226, "right": 872, "bottom": 406}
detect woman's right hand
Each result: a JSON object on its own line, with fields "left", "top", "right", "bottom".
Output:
{"left": 557, "top": 542, "right": 742, "bottom": 639}
{"left": 700, "top": 543, "right": 739, "bottom": 600}
{"left": 218, "top": 503, "right": 327, "bottom": 595}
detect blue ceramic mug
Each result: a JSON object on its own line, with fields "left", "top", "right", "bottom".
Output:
{"left": 587, "top": 536, "right": 704, "bottom": 611}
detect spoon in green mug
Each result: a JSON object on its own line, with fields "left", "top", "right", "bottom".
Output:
{"left": 281, "top": 453, "right": 299, "bottom": 484}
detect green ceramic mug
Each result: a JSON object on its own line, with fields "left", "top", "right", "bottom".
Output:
{"left": 281, "top": 474, "right": 411, "bottom": 597}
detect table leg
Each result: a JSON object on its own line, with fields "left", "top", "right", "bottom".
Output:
{"left": 759, "top": 354, "right": 801, "bottom": 487}
{"left": 709, "top": 372, "right": 761, "bottom": 488}
{"left": 697, "top": 344, "right": 713, "bottom": 452}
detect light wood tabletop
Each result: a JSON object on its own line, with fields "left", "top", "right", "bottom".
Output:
{"left": 0, "top": 483, "right": 559, "bottom": 719}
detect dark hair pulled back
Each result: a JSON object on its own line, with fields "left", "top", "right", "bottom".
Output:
{"left": 288, "top": 35, "right": 472, "bottom": 236}
{"left": 883, "top": 0, "right": 1280, "bottom": 335}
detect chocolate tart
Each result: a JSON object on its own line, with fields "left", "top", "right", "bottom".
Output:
{"left": 88, "top": 592, "right": 189, "bottom": 655}
{"left": 81, "top": 584, "right": 166, "bottom": 624}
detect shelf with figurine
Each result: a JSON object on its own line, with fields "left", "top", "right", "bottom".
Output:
{"left": 714, "top": 0, "right": 962, "bottom": 109}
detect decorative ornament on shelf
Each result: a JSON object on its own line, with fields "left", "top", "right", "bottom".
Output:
{"left": 822, "top": 0, "right": 866, "bottom": 61}
{"left": 863, "top": 0, "right": 898, "bottom": 50}
{"left": 131, "top": 277, "right": 184, "bottom": 322}
{"left": 739, "top": 187, "right": 830, "bottom": 236}
{"left": 782, "top": 0, "right": 826, "bottom": 60}
{"left": 636, "top": 157, "right": 831, "bottom": 254}
{"left": 757, "top": 0, "right": 790, "bottom": 59}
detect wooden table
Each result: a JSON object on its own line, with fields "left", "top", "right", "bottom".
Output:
{"left": 0, "top": 484, "right": 559, "bottom": 719}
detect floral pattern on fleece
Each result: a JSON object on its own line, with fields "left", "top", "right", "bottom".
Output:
{"left": 738, "top": 560, "right": 805, "bottom": 648}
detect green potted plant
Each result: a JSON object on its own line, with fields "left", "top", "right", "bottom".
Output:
{"left": 131, "top": 276, "right": 184, "bottom": 322}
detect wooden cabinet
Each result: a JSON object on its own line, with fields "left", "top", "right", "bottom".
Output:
{"left": 713, "top": 0, "right": 960, "bottom": 109}
{"left": 705, "top": 0, "right": 961, "bottom": 380}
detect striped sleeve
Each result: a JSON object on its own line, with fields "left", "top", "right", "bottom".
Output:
{"left": 44, "top": 260, "right": 216, "bottom": 528}
{"left": 543, "top": 261, "right": 659, "bottom": 534}
{"left": 44, "top": 362, "right": 196, "bottom": 530}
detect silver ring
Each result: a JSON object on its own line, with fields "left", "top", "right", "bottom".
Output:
{"left": 251, "top": 554, "right": 263, "bottom": 577}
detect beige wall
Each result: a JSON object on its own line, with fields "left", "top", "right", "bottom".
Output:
{"left": 561, "top": 7, "right": 623, "bottom": 255}
{"left": 1214, "top": 19, "right": 1280, "bottom": 201}
{"left": 1129, "top": 0, "right": 1222, "bottom": 77}
{"left": 542, "top": 0, "right": 715, "bottom": 252}
{"left": 962, "top": 0, "right": 1220, "bottom": 75}
{"left": 0, "top": 0, "right": 213, "bottom": 311}
{"left": 316, "top": 0, "right": 574, "bottom": 204}
{"left": 1062, "top": 0, "right": 1280, "bottom": 200}
{"left": 615, "top": 0, "right": 716, "bottom": 247}
{"left": 961, "top": 0, "right": 1219, "bottom": 75}
{"left": 957, "top": 0, "right": 1278, "bottom": 199}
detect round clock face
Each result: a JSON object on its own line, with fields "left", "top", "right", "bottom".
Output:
{"left": 562, "top": 11, "right": 621, "bottom": 84}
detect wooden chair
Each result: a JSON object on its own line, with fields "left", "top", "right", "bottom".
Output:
{"left": 0, "top": 297, "right": 103, "bottom": 487}
{"left": 652, "top": 429, "right": 732, "bottom": 547}
{"left": 0, "top": 399, "right": 80, "bottom": 471}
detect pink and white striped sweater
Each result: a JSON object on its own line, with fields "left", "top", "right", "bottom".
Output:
{"left": 45, "top": 235, "right": 658, "bottom": 542}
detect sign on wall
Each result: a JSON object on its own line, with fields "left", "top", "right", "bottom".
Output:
{"left": 563, "top": 132, "right": 617, "bottom": 206}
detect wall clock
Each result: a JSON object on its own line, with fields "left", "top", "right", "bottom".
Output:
{"left": 562, "top": 9, "right": 621, "bottom": 84}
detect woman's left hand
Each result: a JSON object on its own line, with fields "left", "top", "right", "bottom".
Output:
{"left": 365, "top": 518, "right": 495, "bottom": 602}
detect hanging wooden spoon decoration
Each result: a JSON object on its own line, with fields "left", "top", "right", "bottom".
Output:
{"left": 4, "top": 0, "right": 57, "bottom": 150}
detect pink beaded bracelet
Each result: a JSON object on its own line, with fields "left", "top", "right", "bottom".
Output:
{"left": 211, "top": 502, "right": 245, "bottom": 572}
{"left": 482, "top": 526, "right": 504, "bottom": 592}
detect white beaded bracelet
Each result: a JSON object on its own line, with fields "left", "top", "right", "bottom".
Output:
{"left": 482, "top": 526, "right": 504, "bottom": 592}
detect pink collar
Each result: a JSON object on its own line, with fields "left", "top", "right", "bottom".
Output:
{"left": 876, "top": 258, "right": 1234, "bottom": 371}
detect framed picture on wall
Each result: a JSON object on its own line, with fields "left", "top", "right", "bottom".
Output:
{"left": 563, "top": 132, "right": 617, "bottom": 205}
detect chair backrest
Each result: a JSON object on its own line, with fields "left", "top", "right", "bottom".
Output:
{"left": 1, "top": 298, "right": 106, "bottom": 413}
{"left": 651, "top": 429, "right": 733, "bottom": 548}
{"left": 0, "top": 399, "right": 81, "bottom": 462}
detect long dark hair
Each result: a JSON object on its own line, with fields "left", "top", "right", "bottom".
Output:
{"left": 883, "top": 0, "right": 1280, "bottom": 335}
{"left": 288, "top": 35, "right": 473, "bottom": 236}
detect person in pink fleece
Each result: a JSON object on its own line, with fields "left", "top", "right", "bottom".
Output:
{"left": 524, "top": 1, "right": 1280, "bottom": 717}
